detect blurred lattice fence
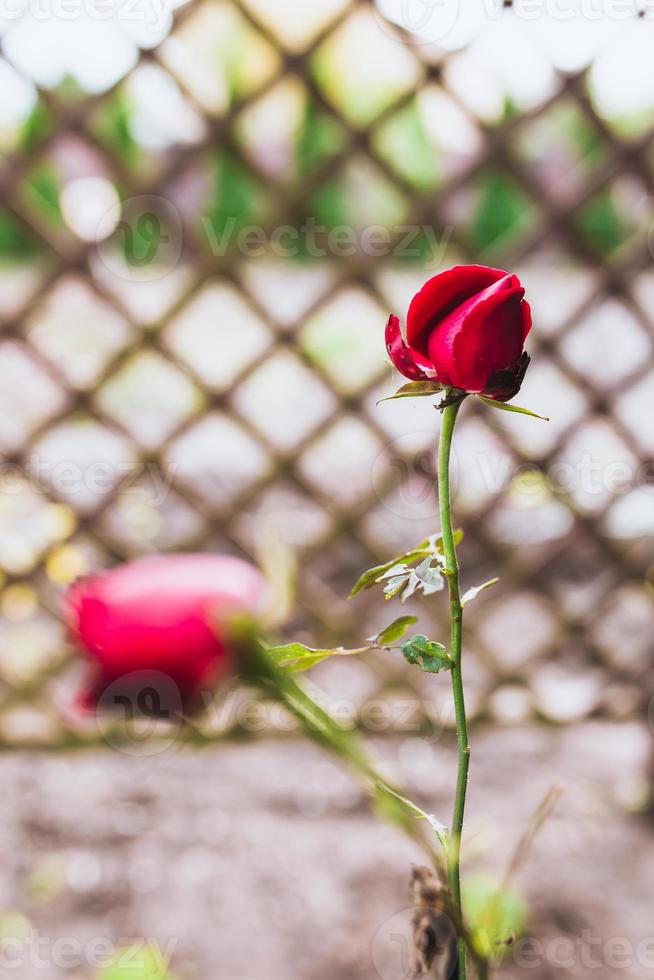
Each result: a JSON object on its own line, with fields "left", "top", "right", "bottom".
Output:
{"left": 0, "top": 0, "right": 653, "bottom": 747}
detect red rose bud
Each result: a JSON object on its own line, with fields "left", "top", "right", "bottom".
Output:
{"left": 385, "top": 264, "right": 532, "bottom": 401}
{"left": 63, "top": 554, "right": 266, "bottom": 715}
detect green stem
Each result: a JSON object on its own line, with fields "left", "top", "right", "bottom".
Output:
{"left": 437, "top": 398, "right": 470, "bottom": 980}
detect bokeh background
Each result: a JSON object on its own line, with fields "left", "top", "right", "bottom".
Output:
{"left": 0, "top": 1, "right": 653, "bottom": 978}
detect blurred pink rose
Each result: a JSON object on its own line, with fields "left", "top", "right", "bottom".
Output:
{"left": 63, "top": 553, "right": 266, "bottom": 713}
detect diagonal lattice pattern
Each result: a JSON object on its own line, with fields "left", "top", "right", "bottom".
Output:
{"left": 0, "top": 1, "right": 653, "bottom": 747}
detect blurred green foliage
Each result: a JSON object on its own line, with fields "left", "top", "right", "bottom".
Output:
{"left": 470, "top": 169, "right": 533, "bottom": 255}
{"left": 97, "top": 944, "right": 175, "bottom": 980}
{"left": 0, "top": 75, "right": 629, "bottom": 267}
{"left": 375, "top": 99, "right": 440, "bottom": 191}
{"left": 576, "top": 190, "right": 625, "bottom": 257}
{"left": 28, "top": 165, "right": 63, "bottom": 225}
{"left": 0, "top": 212, "right": 39, "bottom": 259}
{"left": 295, "top": 99, "right": 345, "bottom": 178}
{"left": 206, "top": 149, "right": 267, "bottom": 237}
{"left": 463, "top": 874, "right": 529, "bottom": 960}
{"left": 93, "top": 92, "right": 140, "bottom": 167}
{"left": 21, "top": 101, "right": 52, "bottom": 152}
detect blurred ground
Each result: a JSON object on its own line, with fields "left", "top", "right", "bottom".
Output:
{"left": 1, "top": 0, "right": 654, "bottom": 750}
{"left": 0, "top": 721, "right": 651, "bottom": 980}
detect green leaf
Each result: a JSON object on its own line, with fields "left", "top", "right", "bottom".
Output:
{"left": 266, "top": 642, "right": 370, "bottom": 673}
{"left": 376, "top": 782, "right": 449, "bottom": 848}
{"left": 368, "top": 615, "right": 418, "bottom": 646}
{"left": 401, "top": 635, "right": 453, "bottom": 673}
{"left": 378, "top": 379, "right": 445, "bottom": 403}
{"left": 349, "top": 532, "right": 462, "bottom": 598}
{"left": 267, "top": 643, "right": 334, "bottom": 672}
{"left": 351, "top": 561, "right": 410, "bottom": 598}
{"left": 479, "top": 396, "right": 549, "bottom": 421}
{"left": 461, "top": 577, "right": 499, "bottom": 607}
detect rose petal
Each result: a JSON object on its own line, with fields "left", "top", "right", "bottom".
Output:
{"left": 521, "top": 298, "right": 532, "bottom": 342}
{"left": 427, "top": 275, "right": 526, "bottom": 393}
{"left": 385, "top": 314, "right": 431, "bottom": 381}
{"left": 407, "top": 264, "right": 507, "bottom": 355}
